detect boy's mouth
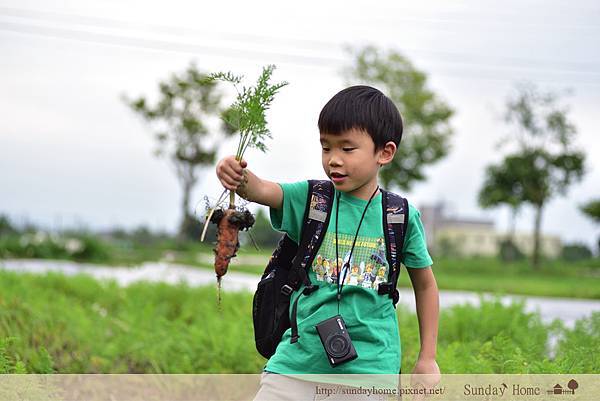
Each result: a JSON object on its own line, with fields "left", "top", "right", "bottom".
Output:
{"left": 330, "top": 172, "right": 347, "bottom": 183}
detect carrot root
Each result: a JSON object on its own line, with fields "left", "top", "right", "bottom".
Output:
{"left": 210, "top": 207, "right": 256, "bottom": 293}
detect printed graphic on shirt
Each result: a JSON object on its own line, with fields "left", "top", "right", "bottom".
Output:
{"left": 311, "top": 231, "right": 389, "bottom": 291}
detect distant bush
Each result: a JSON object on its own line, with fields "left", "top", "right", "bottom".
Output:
{"left": 561, "top": 243, "right": 593, "bottom": 261}
{"left": 0, "top": 232, "right": 110, "bottom": 262}
{"left": 0, "top": 215, "right": 17, "bottom": 236}
{"left": 498, "top": 239, "right": 526, "bottom": 262}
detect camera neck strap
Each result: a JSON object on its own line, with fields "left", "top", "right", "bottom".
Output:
{"left": 335, "top": 185, "right": 380, "bottom": 315}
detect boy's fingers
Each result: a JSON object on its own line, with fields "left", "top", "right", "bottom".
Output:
{"left": 222, "top": 177, "right": 240, "bottom": 188}
{"left": 222, "top": 174, "right": 242, "bottom": 187}
{"left": 216, "top": 156, "right": 243, "bottom": 188}
{"left": 224, "top": 164, "right": 243, "bottom": 179}
{"left": 233, "top": 160, "right": 246, "bottom": 174}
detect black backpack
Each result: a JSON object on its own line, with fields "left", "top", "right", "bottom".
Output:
{"left": 252, "top": 180, "right": 409, "bottom": 359}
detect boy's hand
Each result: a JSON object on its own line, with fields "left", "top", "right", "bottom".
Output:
{"left": 216, "top": 156, "right": 248, "bottom": 191}
{"left": 412, "top": 356, "right": 440, "bottom": 375}
{"left": 410, "top": 357, "right": 441, "bottom": 400}
{"left": 215, "top": 155, "right": 282, "bottom": 208}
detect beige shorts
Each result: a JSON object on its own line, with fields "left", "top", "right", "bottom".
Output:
{"left": 252, "top": 371, "right": 394, "bottom": 401}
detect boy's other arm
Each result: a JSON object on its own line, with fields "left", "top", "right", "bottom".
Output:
{"left": 216, "top": 155, "right": 283, "bottom": 209}
{"left": 406, "top": 266, "right": 441, "bottom": 376}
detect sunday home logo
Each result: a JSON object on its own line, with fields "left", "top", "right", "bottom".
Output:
{"left": 547, "top": 379, "right": 579, "bottom": 395}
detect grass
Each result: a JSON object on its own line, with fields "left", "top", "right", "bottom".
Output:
{"left": 413, "top": 257, "right": 600, "bottom": 299}
{"left": 0, "top": 269, "right": 598, "bottom": 374}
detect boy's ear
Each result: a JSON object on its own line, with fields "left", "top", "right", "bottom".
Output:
{"left": 377, "top": 141, "right": 397, "bottom": 166}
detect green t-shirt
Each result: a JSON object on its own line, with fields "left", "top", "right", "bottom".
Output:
{"left": 265, "top": 180, "right": 433, "bottom": 375}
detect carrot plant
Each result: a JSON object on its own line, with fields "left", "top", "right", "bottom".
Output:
{"left": 201, "top": 65, "right": 288, "bottom": 299}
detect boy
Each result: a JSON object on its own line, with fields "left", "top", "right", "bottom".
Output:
{"left": 216, "top": 85, "right": 440, "bottom": 399}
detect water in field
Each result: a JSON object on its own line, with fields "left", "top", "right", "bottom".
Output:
{"left": 1, "top": 258, "right": 599, "bottom": 328}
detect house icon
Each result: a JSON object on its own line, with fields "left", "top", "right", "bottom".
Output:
{"left": 553, "top": 384, "right": 563, "bottom": 394}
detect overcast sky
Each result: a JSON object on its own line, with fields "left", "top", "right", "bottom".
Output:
{"left": 1, "top": 0, "right": 599, "bottom": 248}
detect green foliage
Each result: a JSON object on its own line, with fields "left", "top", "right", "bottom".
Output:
{"left": 71, "top": 235, "right": 111, "bottom": 261}
{"left": 552, "top": 312, "right": 600, "bottom": 372}
{"left": 0, "top": 232, "right": 110, "bottom": 262}
{"left": 206, "top": 65, "right": 288, "bottom": 159}
{"left": 480, "top": 149, "right": 585, "bottom": 211}
{"left": 478, "top": 155, "right": 526, "bottom": 211}
{"left": 427, "top": 298, "right": 557, "bottom": 373}
{"left": 479, "top": 83, "right": 586, "bottom": 269}
{"left": 498, "top": 239, "right": 526, "bottom": 262}
{"left": 1, "top": 270, "right": 598, "bottom": 374}
{"left": 0, "top": 270, "right": 263, "bottom": 373}
{"left": 580, "top": 199, "right": 600, "bottom": 224}
{"left": 344, "top": 46, "right": 454, "bottom": 191}
{"left": 0, "top": 337, "right": 52, "bottom": 374}
{"left": 561, "top": 243, "right": 593, "bottom": 261}
{"left": 0, "top": 214, "right": 17, "bottom": 236}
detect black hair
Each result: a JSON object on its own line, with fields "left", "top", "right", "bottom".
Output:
{"left": 318, "top": 85, "right": 403, "bottom": 151}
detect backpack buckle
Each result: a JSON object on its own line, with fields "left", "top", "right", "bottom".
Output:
{"left": 378, "top": 282, "right": 392, "bottom": 295}
{"left": 280, "top": 284, "right": 293, "bottom": 296}
{"left": 302, "top": 284, "right": 319, "bottom": 296}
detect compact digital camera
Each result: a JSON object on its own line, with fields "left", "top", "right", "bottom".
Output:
{"left": 315, "top": 315, "right": 357, "bottom": 367}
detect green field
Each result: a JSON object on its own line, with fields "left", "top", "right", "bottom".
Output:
{"left": 0, "top": 269, "right": 598, "bottom": 374}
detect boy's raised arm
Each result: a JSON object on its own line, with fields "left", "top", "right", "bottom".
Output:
{"left": 216, "top": 155, "right": 283, "bottom": 210}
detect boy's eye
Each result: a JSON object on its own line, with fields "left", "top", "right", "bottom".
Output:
{"left": 343, "top": 147, "right": 356, "bottom": 152}
{"left": 322, "top": 147, "right": 330, "bottom": 152}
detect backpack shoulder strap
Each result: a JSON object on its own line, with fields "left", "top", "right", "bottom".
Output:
{"left": 284, "top": 179, "right": 335, "bottom": 291}
{"left": 378, "top": 189, "right": 409, "bottom": 306}
{"left": 285, "top": 180, "right": 334, "bottom": 343}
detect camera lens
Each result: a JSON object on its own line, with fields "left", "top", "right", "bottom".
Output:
{"left": 325, "top": 333, "right": 350, "bottom": 358}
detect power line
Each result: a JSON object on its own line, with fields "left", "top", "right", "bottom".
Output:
{"left": 2, "top": 6, "right": 598, "bottom": 74}
{"left": 0, "top": 21, "right": 343, "bottom": 67}
{"left": 1, "top": 16, "right": 600, "bottom": 86}
{"left": 0, "top": 6, "right": 335, "bottom": 51}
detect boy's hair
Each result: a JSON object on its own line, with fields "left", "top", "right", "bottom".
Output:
{"left": 318, "top": 85, "right": 403, "bottom": 151}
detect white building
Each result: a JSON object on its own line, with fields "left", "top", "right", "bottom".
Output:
{"left": 419, "top": 203, "right": 561, "bottom": 258}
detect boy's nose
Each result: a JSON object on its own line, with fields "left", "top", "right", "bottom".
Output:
{"left": 328, "top": 155, "right": 343, "bottom": 167}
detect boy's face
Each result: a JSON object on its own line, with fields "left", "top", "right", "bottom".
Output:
{"left": 320, "top": 128, "right": 395, "bottom": 200}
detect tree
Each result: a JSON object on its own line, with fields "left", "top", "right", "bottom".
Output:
{"left": 478, "top": 150, "right": 547, "bottom": 261}
{"left": 580, "top": 198, "right": 600, "bottom": 253}
{"left": 479, "top": 83, "right": 585, "bottom": 269}
{"left": 0, "top": 214, "right": 17, "bottom": 236}
{"left": 123, "top": 63, "right": 234, "bottom": 239}
{"left": 478, "top": 154, "right": 525, "bottom": 241}
{"left": 580, "top": 199, "right": 600, "bottom": 223}
{"left": 344, "top": 46, "right": 454, "bottom": 191}
{"left": 567, "top": 379, "right": 578, "bottom": 394}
